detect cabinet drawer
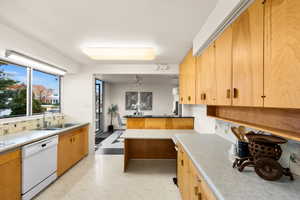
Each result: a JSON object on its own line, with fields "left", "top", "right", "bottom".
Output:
{"left": 0, "top": 149, "right": 20, "bottom": 166}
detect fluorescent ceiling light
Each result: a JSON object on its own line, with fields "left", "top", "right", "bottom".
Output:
{"left": 5, "top": 50, "right": 67, "bottom": 75}
{"left": 82, "top": 47, "right": 156, "bottom": 60}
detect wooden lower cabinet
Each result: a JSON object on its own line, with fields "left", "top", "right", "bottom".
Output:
{"left": 126, "top": 118, "right": 194, "bottom": 129}
{"left": 177, "top": 144, "right": 216, "bottom": 200}
{"left": 57, "top": 125, "right": 89, "bottom": 176}
{"left": 0, "top": 149, "right": 21, "bottom": 200}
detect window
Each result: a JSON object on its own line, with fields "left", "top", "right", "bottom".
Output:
{"left": 0, "top": 60, "right": 61, "bottom": 119}
{"left": 32, "top": 70, "right": 60, "bottom": 114}
{"left": 0, "top": 61, "right": 27, "bottom": 118}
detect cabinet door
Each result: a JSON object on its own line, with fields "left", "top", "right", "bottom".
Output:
{"left": 58, "top": 133, "right": 74, "bottom": 176}
{"left": 180, "top": 49, "right": 196, "bottom": 104}
{"left": 72, "top": 131, "right": 82, "bottom": 164}
{"left": 232, "top": 0, "right": 264, "bottom": 107}
{"left": 201, "top": 44, "right": 217, "bottom": 105}
{"left": 195, "top": 55, "right": 204, "bottom": 104}
{"left": 179, "top": 59, "right": 186, "bottom": 104}
{"left": 189, "top": 161, "right": 202, "bottom": 200}
{"left": 264, "top": 0, "right": 300, "bottom": 108}
{"left": 177, "top": 145, "right": 184, "bottom": 195}
{"left": 215, "top": 26, "right": 233, "bottom": 106}
{"left": 0, "top": 150, "right": 21, "bottom": 200}
{"left": 185, "top": 50, "right": 196, "bottom": 104}
{"left": 177, "top": 145, "right": 190, "bottom": 200}
{"left": 80, "top": 126, "right": 89, "bottom": 157}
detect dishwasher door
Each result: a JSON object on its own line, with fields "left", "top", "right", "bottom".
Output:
{"left": 22, "top": 135, "right": 58, "bottom": 196}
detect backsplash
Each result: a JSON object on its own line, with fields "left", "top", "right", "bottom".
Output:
{"left": 0, "top": 114, "right": 64, "bottom": 136}
{"left": 215, "top": 119, "right": 300, "bottom": 176}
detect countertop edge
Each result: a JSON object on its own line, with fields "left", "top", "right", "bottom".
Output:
{"left": 0, "top": 122, "right": 90, "bottom": 154}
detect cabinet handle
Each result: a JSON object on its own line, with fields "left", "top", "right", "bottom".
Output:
{"left": 203, "top": 93, "right": 206, "bottom": 100}
{"left": 188, "top": 96, "right": 191, "bottom": 101}
{"left": 181, "top": 160, "right": 184, "bottom": 166}
{"left": 180, "top": 97, "right": 183, "bottom": 102}
{"left": 197, "top": 177, "right": 202, "bottom": 183}
{"left": 226, "top": 89, "right": 231, "bottom": 99}
{"left": 70, "top": 138, "right": 73, "bottom": 143}
{"left": 194, "top": 186, "right": 199, "bottom": 195}
{"left": 233, "top": 88, "right": 238, "bottom": 98}
{"left": 198, "top": 192, "right": 202, "bottom": 200}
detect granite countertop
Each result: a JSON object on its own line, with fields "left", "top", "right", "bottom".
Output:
{"left": 124, "top": 115, "right": 194, "bottom": 118}
{"left": 0, "top": 122, "right": 89, "bottom": 153}
{"left": 175, "top": 134, "right": 300, "bottom": 200}
{"left": 121, "top": 129, "right": 197, "bottom": 140}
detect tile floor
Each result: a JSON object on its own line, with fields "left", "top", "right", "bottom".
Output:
{"left": 35, "top": 154, "right": 181, "bottom": 200}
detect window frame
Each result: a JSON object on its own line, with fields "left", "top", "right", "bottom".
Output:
{"left": 0, "top": 59, "right": 62, "bottom": 119}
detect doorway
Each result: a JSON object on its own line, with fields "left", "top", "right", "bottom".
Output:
{"left": 95, "top": 79, "right": 104, "bottom": 144}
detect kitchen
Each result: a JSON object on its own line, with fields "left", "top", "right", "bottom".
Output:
{"left": 1, "top": 0, "right": 300, "bottom": 200}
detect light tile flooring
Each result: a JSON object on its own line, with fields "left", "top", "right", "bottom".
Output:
{"left": 35, "top": 155, "right": 181, "bottom": 200}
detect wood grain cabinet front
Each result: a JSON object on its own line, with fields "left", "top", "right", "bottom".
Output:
{"left": 177, "top": 144, "right": 216, "bottom": 200}
{"left": 264, "top": 0, "right": 300, "bottom": 109}
{"left": 180, "top": 49, "right": 196, "bottom": 105}
{"left": 215, "top": 26, "right": 233, "bottom": 106}
{"left": 0, "top": 149, "right": 21, "bottom": 200}
{"left": 57, "top": 125, "right": 89, "bottom": 176}
{"left": 232, "top": 0, "right": 264, "bottom": 107}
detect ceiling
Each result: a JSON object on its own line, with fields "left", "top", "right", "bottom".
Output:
{"left": 99, "top": 74, "right": 178, "bottom": 85}
{"left": 0, "top": 0, "right": 218, "bottom": 66}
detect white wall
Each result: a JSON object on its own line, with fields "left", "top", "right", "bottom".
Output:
{"left": 182, "top": 105, "right": 216, "bottom": 134}
{"left": 62, "top": 73, "right": 95, "bottom": 153}
{"left": 0, "top": 21, "right": 80, "bottom": 73}
{"left": 106, "top": 82, "right": 174, "bottom": 127}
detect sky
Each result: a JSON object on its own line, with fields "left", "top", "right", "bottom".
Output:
{"left": 0, "top": 63, "right": 60, "bottom": 95}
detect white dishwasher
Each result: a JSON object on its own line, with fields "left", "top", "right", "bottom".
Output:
{"left": 22, "top": 135, "right": 58, "bottom": 200}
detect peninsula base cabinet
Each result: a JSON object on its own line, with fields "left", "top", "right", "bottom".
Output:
{"left": 177, "top": 144, "right": 216, "bottom": 200}
{"left": 0, "top": 149, "right": 21, "bottom": 200}
{"left": 58, "top": 125, "right": 89, "bottom": 176}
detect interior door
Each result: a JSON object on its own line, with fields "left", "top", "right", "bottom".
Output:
{"left": 232, "top": 0, "right": 264, "bottom": 107}
{"left": 215, "top": 26, "right": 233, "bottom": 106}
{"left": 264, "top": 0, "right": 300, "bottom": 108}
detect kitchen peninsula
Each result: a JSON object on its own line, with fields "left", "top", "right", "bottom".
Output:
{"left": 124, "top": 115, "right": 194, "bottom": 129}
{"left": 122, "top": 115, "right": 195, "bottom": 171}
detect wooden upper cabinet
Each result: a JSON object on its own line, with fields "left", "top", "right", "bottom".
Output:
{"left": 232, "top": 0, "right": 264, "bottom": 107}
{"left": 200, "top": 43, "right": 217, "bottom": 105}
{"left": 215, "top": 26, "right": 233, "bottom": 106}
{"left": 179, "top": 60, "right": 186, "bottom": 104}
{"left": 180, "top": 49, "right": 196, "bottom": 104}
{"left": 264, "top": 0, "right": 300, "bottom": 108}
{"left": 195, "top": 55, "right": 203, "bottom": 104}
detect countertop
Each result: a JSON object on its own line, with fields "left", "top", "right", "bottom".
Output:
{"left": 175, "top": 134, "right": 300, "bottom": 200}
{"left": 121, "top": 129, "right": 197, "bottom": 140}
{"left": 0, "top": 122, "right": 89, "bottom": 153}
{"left": 124, "top": 115, "right": 194, "bottom": 118}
